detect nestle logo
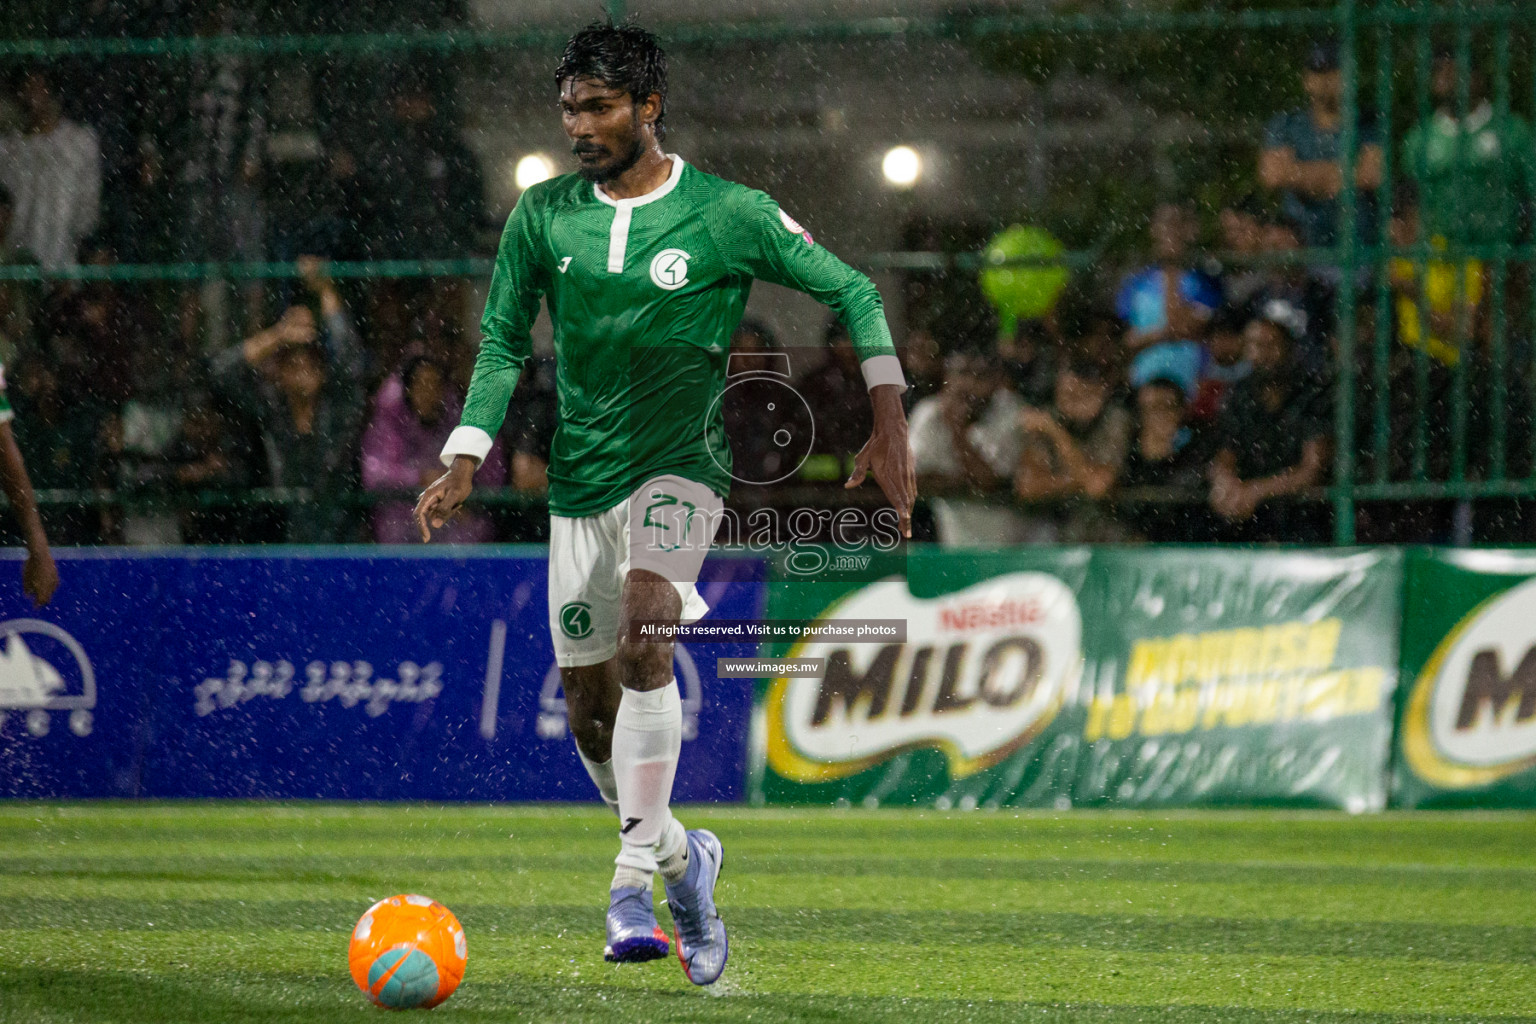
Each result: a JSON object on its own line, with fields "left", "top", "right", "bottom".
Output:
{"left": 937, "top": 599, "right": 1046, "bottom": 632}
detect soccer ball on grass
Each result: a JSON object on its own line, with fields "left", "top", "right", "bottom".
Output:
{"left": 348, "top": 894, "right": 467, "bottom": 1009}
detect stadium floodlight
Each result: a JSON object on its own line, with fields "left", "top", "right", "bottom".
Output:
{"left": 515, "top": 153, "right": 555, "bottom": 190}
{"left": 881, "top": 145, "right": 921, "bottom": 188}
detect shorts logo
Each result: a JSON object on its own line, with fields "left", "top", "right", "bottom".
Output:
{"left": 649, "top": 249, "right": 690, "bottom": 290}
{"left": 559, "top": 602, "right": 594, "bottom": 640}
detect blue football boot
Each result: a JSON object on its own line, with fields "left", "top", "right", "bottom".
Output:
{"left": 663, "top": 829, "right": 728, "bottom": 985}
{"left": 604, "top": 886, "right": 669, "bottom": 963}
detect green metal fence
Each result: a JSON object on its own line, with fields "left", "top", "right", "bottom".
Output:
{"left": 2, "top": 2, "right": 1534, "bottom": 543}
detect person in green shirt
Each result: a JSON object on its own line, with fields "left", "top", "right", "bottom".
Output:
{"left": 413, "top": 22, "right": 914, "bottom": 985}
{"left": 1402, "top": 52, "right": 1536, "bottom": 249}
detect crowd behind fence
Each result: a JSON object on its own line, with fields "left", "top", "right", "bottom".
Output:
{"left": 0, "top": 3, "right": 1532, "bottom": 546}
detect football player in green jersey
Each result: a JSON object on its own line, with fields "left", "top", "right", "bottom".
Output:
{"left": 0, "top": 365, "right": 57, "bottom": 606}
{"left": 414, "top": 22, "right": 913, "bottom": 985}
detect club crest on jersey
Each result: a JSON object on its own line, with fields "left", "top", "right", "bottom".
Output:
{"left": 778, "top": 208, "right": 814, "bottom": 246}
{"left": 649, "top": 249, "right": 690, "bottom": 290}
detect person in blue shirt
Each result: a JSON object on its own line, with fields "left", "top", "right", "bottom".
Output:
{"left": 1116, "top": 202, "right": 1222, "bottom": 404}
{"left": 1259, "top": 39, "right": 1382, "bottom": 250}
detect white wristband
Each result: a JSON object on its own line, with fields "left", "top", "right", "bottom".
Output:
{"left": 440, "top": 425, "right": 494, "bottom": 468}
{"left": 860, "top": 353, "right": 908, "bottom": 391}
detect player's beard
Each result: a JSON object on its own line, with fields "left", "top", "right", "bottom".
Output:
{"left": 574, "top": 121, "right": 646, "bottom": 184}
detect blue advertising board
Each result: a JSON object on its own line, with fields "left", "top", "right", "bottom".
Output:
{"left": 0, "top": 548, "right": 767, "bottom": 802}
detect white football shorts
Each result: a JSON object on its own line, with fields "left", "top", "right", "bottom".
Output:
{"left": 548, "top": 474, "right": 725, "bottom": 667}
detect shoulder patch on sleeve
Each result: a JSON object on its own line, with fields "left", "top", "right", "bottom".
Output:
{"left": 777, "top": 207, "right": 814, "bottom": 246}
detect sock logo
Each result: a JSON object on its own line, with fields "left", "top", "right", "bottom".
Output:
{"left": 559, "top": 602, "right": 594, "bottom": 639}
{"left": 621, "top": 816, "right": 643, "bottom": 835}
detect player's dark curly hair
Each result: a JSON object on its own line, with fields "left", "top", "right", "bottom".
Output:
{"left": 554, "top": 21, "right": 669, "bottom": 141}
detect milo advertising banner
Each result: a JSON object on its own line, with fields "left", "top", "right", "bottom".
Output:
{"left": 1394, "top": 549, "right": 1536, "bottom": 808}
{"left": 749, "top": 547, "right": 1402, "bottom": 810}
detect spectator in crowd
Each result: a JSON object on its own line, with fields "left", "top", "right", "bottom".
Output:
{"left": 176, "top": 3, "right": 267, "bottom": 264}
{"left": 0, "top": 184, "right": 38, "bottom": 364}
{"left": 0, "top": 69, "right": 101, "bottom": 269}
{"left": 164, "top": 393, "right": 251, "bottom": 545}
{"left": 40, "top": 236, "right": 147, "bottom": 409}
{"left": 1190, "top": 303, "right": 1254, "bottom": 421}
{"left": 900, "top": 321, "right": 945, "bottom": 406}
{"left": 910, "top": 349, "right": 1031, "bottom": 546}
{"left": 1119, "top": 376, "right": 1211, "bottom": 541}
{"left": 798, "top": 318, "right": 873, "bottom": 484}
{"left": 1014, "top": 355, "right": 1133, "bottom": 541}
{"left": 363, "top": 70, "right": 485, "bottom": 259}
{"left": 1259, "top": 39, "right": 1382, "bottom": 251}
{"left": 996, "top": 317, "right": 1061, "bottom": 408}
{"left": 1214, "top": 193, "right": 1270, "bottom": 311}
{"left": 504, "top": 354, "right": 557, "bottom": 493}
{"left": 721, "top": 319, "right": 800, "bottom": 486}
{"left": 209, "top": 257, "right": 365, "bottom": 543}
{"left": 362, "top": 353, "right": 506, "bottom": 544}
{"left": 1116, "top": 202, "right": 1220, "bottom": 398}
{"left": 174, "top": 3, "right": 269, "bottom": 339}
{"left": 1388, "top": 194, "right": 1485, "bottom": 369}
{"left": 8, "top": 358, "right": 105, "bottom": 545}
{"left": 1402, "top": 49, "right": 1535, "bottom": 251}
{"left": 100, "top": 128, "right": 178, "bottom": 265}
{"left": 1209, "top": 302, "right": 1331, "bottom": 541}
{"left": 1248, "top": 214, "right": 1335, "bottom": 372}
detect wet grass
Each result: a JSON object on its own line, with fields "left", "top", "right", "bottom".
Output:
{"left": 0, "top": 804, "right": 1531, "bottom": 1023}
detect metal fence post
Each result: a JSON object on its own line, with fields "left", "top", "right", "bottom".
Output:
{"left": 1333, "top": 0, "right": 1361, "bottom": 543}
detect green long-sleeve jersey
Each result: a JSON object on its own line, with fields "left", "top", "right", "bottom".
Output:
{"left": 441, "top": 155, "right": 902, "bottom": 517}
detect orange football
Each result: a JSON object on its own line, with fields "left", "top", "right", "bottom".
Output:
{"left": 348, "top": 894, "right": 467, "bottom": 1009}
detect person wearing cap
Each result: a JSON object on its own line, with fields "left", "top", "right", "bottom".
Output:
{"left": 1208, "top": 301, "right": 1332, "bottom": 541}
{"left": 1259, "top": 39, "right": 1382, "bottom": 251}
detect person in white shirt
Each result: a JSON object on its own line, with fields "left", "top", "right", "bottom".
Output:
{"left": 0, "top": 70, "right": 101, "bottom": 269}
{"left": 909, "top": 349, "right": 1037, "bottom": 547}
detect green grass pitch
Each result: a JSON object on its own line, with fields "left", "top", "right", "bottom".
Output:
{"left": 0, "top": 804, "right": 1532, "bottom": 1023}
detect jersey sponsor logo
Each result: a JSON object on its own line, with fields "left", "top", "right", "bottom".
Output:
{"left": 778, "top": 208, "right": 814, "bottom": 246}
{"left": 649, "top": 248, "right": 690, "bottom": 290}
{"left": 765, "top": 573, "right": 1080, "bottom": 782}
{"left": 559, "top": 601, "right": 595, "bottom": 640}
{"left": 558, "top": 256, "right": 573, "bottom": 274}
{"left": 1403, "top": 576, "right": 1536, "bottom": 788}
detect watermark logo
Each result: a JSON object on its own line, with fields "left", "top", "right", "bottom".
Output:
{"left": 1403, "top": 576, "right": 1536, "bottom": 788}
{"left": 625, "top": 344, "right": 907, "bottom": 584}
{"left": 559, "top": 602, "right": 594, "bottom": 640}
{"left": 0, "top": 619, "right": 96, "bottom": 737}
{"left": 765, "top": 572, "right": 1081, "bottom": 781}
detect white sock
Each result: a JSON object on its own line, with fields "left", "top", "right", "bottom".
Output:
{"left": 577, "top": 749, "right": 621, "bottom": 818}
{"left": 656, "top": 816, "right": 689, "bottom": 884}
{"left": 610, "top": 681, "right": 682, "bottom": 877}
